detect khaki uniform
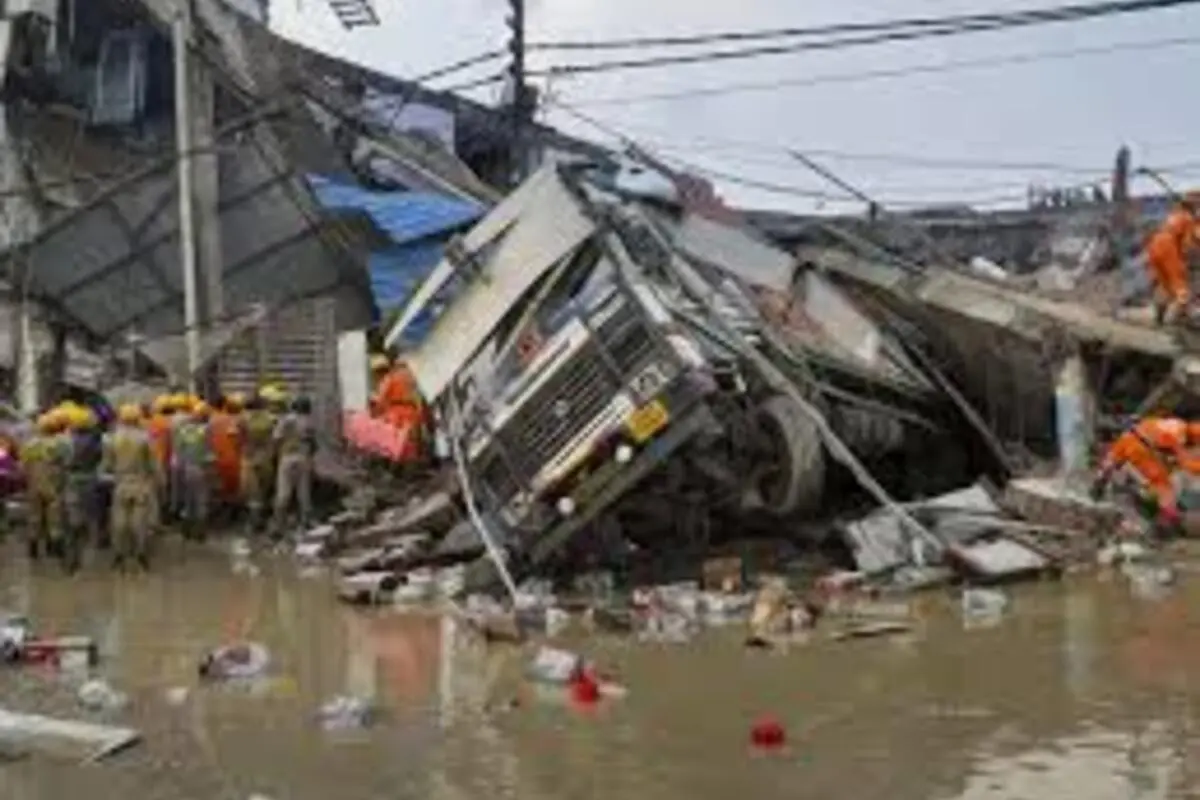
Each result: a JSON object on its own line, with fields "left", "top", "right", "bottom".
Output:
{"left": 240, "top": 409, "right": 276, "bottom": 530}
{"left": 103, "top": 426, "right": 158, "bottom": 563}
{"left": 271, "top": 411, "right": 315, "bottom": 534}
{"left": 20, "top": 432, "right": 70, "bottom": 556}
{"left": 175, "top": 420, "right": 212, "bottom": 539}
{"left": 64, "top": 429, "right": 103, "bottom": 557}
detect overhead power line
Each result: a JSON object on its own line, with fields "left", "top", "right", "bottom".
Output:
{"left": 525, "top": 0, "right": 1200, "bottom": 78}
{"left": 566, "top": 34, "right": 1200, "bottom": 106}
{"left": 525, "top": 0, "right": 1193, "bottom": 51}
{"left": 545, "top": 102, "right": 1200, "bottom": 176}
{"left": 547, "top": 98, "right": 1200, "bottom": 210}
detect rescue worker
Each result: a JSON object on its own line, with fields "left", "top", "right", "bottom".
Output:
{"left": 1091, "top": 416, "right": 1200, "bottom": 532}
{"left": 103, "top": 404, "right": 158, "bottom": 570}
{"left": 271, "top": 395, "right": 316, "bottom": 538}
{"left": 175, "top": 401, "right": 214, "bottom": 541}
{"left": 145, "top": 394, "right": 176, "bottom": 524}
{"left": 371, "top": 355, "right": 425, "bottom": 463}
{"left": 63, "top": 403, "right": 102, "bottom": 571}
{"left": 1144, "top": 192, "right": 1200, "bottom": 324}
{"left": 209, "top": 393, "right": 244, "bottom": 519}
{"left": 240, "top": 392, "right": 278, "bottom": 534}
{"left": 169, "top": 393, "right": 196, "bottom": 522}
{"left": 20, "top": 407, "right": 72, "bottom": 565}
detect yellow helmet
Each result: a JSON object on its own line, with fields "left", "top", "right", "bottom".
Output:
{"left": 370, "top": 353, "right": 390, "bottom": 372}
{"left": 152, "top": 395, "right": 171, "bottom": 413}
{"left": 191, "top": 401, "right": 211, "bottom": 419}
{"left": 118, "top": 403, "right": 142, "bottom": 424}
{"left": 259, "top": 384, "right": 284, "bottom": 403}
{"left": 226, "top": 391, "right": 246, "bottom": 410}
{"left": 169, "top": 392, "right": 189, "bottom": 412}
{"left": 70, "top": 406, "right": 96, "bottom": 429}
{"left": 36, "top": 411, "right": 61, "bottom": 433}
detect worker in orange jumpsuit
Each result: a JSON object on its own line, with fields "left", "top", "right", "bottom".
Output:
{"left": 144, "top": 394, "right": 176, "bottom": 524}
{"left": 209, "top": 393, "right": 245, "bottom": 519}
{"left": 1091, "top": 417, "right": 1200, "bottom": 529}
{"left": 370, "top": 355, "right": 425, "bottom": 463}
{"left": 1144, "top": 192, "right": 1200, "bottom": 324}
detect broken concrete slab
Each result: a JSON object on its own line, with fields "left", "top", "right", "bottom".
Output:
{"left": 946, "top": 536, "right": 1052, "bottom": 581}
{"left": 1002, "top": 476, "right": 1124, "bottom": 538}
{"left": 0, "top": 708, "right": 140, "bottom": 763}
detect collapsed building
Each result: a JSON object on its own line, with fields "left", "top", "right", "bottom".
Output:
{"left": 374, "top": 160, "right": 997, "bottom": 587}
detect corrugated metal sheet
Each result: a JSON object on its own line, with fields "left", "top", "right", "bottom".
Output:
{"left": 306, "top": 175, "right": 483, "bottom": 245}
{"left": 22, "top": 124, "right": 374, "bottom": 340}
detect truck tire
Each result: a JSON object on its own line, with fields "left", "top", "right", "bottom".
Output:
{"left": 755, "top": 395, "right": 826, "bottom": 517}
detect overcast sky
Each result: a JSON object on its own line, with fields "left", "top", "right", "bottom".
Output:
{"left": 271, "top": 0, "right": 1200, "bottom": 212}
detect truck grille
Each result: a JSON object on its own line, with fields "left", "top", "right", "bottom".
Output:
{"left": 480, "top": 291, "right": 662, "bottom": 497}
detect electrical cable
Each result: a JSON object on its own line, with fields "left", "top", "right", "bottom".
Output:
{"left": 525, "top": 0, "right": 1194, "bottom": 51}
{"left": 527, "top": 0, "right": 1200, "bottom": 77}
{"left": 565, "top": 34, "right": 1200, "bottom": 106}
{"left": 546, "top": 96, "right": 1200, "bottom": 180}
{"left": 549, "top": 98, "right": 1131, "bottom": 209}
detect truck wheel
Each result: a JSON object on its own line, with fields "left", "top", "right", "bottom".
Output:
{"left": 755, "top": 395, "right": 826, "bottom": 517}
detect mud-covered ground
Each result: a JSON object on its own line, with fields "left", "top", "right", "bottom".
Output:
{"left": 3, "top": 533, "right": 1200, "bottom": 800}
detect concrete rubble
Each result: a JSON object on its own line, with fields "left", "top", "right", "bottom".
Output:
{"left": 269, "top": 154, "right": 1200, "bottom": 676}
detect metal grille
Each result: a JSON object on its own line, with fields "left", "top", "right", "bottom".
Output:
{"left": 481, "top": 292, "right": 660, "bottom": 491}
{"left": 498, "top": 339, "right": 616, "bottom": 475}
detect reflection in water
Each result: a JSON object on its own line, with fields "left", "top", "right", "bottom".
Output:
{"left": 951, "top": 723, "right": 1182, "bottom": 800}
{"left": 2, "top": 541, "right": 1200, "bottom": 799}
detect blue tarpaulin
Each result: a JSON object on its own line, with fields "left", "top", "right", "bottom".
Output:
{"left": 306, "top": 175, "right": 485, "bottom": 334}
{"left": 307, "top": 175, "right": 484, "bottom": 245}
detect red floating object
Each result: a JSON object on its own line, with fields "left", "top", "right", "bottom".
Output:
{"left": 750, "top": 716, "right": 786, "bottom": 749}
{"left": 570, "top": 670, "right": 601, "bottom": 705}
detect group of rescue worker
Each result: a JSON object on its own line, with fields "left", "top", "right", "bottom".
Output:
{"left": 18, "top": 385, "right": 316, "bottom": 573}
{"left": 1092, "top": 415, "right": 1200, "bottom": 532}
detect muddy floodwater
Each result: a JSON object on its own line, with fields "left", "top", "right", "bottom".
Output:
{"left": 4, "top": 537, "right": 1200, "bottom": 800}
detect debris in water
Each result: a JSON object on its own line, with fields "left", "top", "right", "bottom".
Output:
{"left": 317, "top": 695, "right": 377, "bottom": 730}
{"left": 164, "top": 686, "right": 190, "bottom": 706}
{"left": 198, "top": 642, "right": 271, "bottom": 680}
{"left": 750, "top": 716, "right": 786, "bottom": 750}
{"left": 77, "top": 679, "right": 128, "bottom": 712}
{"left": 0, "top": 707, "right": 140, "bottom": 763}
{"left": 527, "top": 646, "right": 584, "bottom": 685}
{"left": 1097, "top": 540, "right": 1150, "bottom": 567}
{"left": 1121, "top": 562, "right": 1176, "bottom": 601}
{"left": 961, "top": 587, "right": 1010, "bottom": 629}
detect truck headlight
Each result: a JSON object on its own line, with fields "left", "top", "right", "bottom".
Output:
{"left": 615, "top": 444, "right": 634, "bottom": 464}
{"left": 556, "top": 496, "right": 576, "bottom": 516}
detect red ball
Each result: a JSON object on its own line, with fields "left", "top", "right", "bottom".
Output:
{"left": 750, "top": 716, "right": 786, "bottom": 749}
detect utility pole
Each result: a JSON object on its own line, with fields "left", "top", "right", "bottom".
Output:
{"left": 505, "top": 0, "right": 527, "bottom": 186}
{"left": 173, "top": 0, "right": 201, "bottom": 392}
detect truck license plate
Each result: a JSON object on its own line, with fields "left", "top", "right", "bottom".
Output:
{"left": 626, "top": 400, "right": 670, "bottom": 443}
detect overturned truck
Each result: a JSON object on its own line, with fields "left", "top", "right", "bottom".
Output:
{"left": 386, "top": 161, "right": 970, "bottom": 586}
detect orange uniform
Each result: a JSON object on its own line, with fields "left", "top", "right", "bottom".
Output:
{"left": 209, "top": 410, "right": 242, "bottom": 503}
{"left": 146, "top": 413, "right": 173, "bottom": 472}
{"left": 1145, "top": 206, "right": 1198, "bottom": 315}
{"left": 1096, "top": 417, "right": 1200, "bottom": 512}
{"left": 372, "top": 364, "right": 424, "bottom": 462}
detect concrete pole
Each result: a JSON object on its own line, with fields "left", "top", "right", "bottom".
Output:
{"left": 1054, "top": 351, "right": 1095, "bottom": 488}
{"left": 173, "top": 0, "right": 201, "bottom": 393}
